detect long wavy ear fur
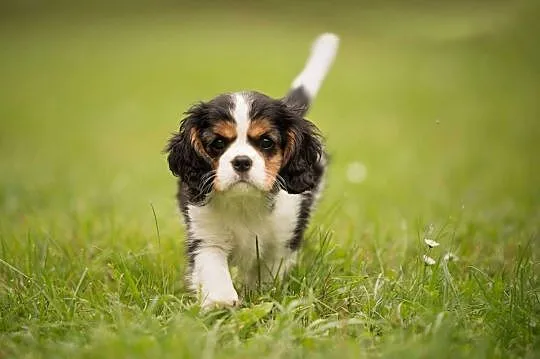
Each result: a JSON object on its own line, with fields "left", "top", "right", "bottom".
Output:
{"left": 279, "top": 116, "right": 324, "bottom": 194}
{"left": 166, "top": 104, "right": 212, "bottom": 191}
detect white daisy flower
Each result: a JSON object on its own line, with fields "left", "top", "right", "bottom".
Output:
{"left": 424, "top": 238, "right": 440, "bottom": 248}
{"left": 423, "top": 255, "right": 436, "bottom": 266}
{"left": 443, "top": 252, "right": 459, "bottom": 262}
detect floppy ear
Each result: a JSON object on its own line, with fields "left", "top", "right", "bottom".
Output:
{"left": 279, "top": 119, "right": 324, "bottom": 194}
{"left": 166, "top": 104, "right": 212, "bottom": 190}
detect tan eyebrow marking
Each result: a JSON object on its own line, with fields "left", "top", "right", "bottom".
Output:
{"left": 248, "top": 118, "right": 274, "bottom": 139}
{"left": 213, "top": 120, "right": 237, "bottom": 139}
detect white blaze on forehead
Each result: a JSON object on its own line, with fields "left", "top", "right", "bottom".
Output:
{"left": 216, "top": 92, "right": 267, "bottom": 191}
{"left": 231, "top": 93, "right": 250, "bottom": 143}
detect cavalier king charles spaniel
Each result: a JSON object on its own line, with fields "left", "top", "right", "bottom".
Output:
{"left": 166, "top": 33, "right": 339, "bottom": 308}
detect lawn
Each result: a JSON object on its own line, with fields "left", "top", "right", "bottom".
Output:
{"left": 0, "top": 1, "right": 539, "bottom": 358}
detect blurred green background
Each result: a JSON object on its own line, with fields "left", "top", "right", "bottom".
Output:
{"left": 0, "top": 0, "right": 539, "bottom": 357}
{"left": 1, "top": 0, "right": 538, "bottom": 241}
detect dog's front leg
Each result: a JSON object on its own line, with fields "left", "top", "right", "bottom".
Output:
{"left": 191, "top": 246, "right": 238, "bottom": 309}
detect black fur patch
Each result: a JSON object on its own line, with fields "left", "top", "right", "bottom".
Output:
{"left": 186, "top": 237, "right": 202, "bottom": 267}
{"left": 288, "top": 191, "right": 315, "bottom": 250}
{"left": 249, "top": 92, "right": 285, "bottom": 120}
{"left": 283, "top": 86, "right": 311, "bottom": 117}
{"left": 278, "top": 118, "right": 324, "bottom": 194}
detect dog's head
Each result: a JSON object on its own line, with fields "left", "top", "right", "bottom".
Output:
{"left": 166, "top": 92, "right": 323, "bottom": 197}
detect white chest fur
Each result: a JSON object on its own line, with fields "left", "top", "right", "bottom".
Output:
{"left": 187, "top": 186, "right": 301, "bottom": 286}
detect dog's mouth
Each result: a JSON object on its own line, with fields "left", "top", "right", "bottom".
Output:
{"left": 228, "top": 176, "right": 263, "bottom": 192}
{"left": 232, "top": 178, "right": 255, "bottom": 188}
{"left": 234, "top": 172, "right": 253, "bottom": 183}
{"left": 215, "top": 173, "right": 267, "bottom": 193}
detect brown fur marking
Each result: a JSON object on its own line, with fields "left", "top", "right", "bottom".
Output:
{"left": 283, "top": 129, "right": 299, "bottom": 165}
{"left": 213, "top": 120, "right": 237, "bottom": 140}
{"left": 248, "top": 118, "right": 274, "bottom": 139}
{"left": 189, "top": 127, "right": 207, "bottom": 158}
{"left": 264, "top": 151, "right": 283, "bottom": 189}
{"left": 190, "top": 127, "right": 220, "bottom": 169}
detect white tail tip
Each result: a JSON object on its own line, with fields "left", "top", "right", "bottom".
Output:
{"left": 312, "top": 33, "right": 340, "bottom": 59}
{"left": 291, "top": 33, "right": 340, "bottom": 98}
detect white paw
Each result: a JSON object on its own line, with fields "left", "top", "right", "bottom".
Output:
{"left": 201, "top": 287, "right": 239, "bottom": 309}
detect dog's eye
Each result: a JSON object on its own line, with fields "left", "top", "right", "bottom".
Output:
{"left": 259, "top": 136, "right": 274, "bottom": 150}
{"left": 210, "top": 138, "right": 226, "bottom": 150}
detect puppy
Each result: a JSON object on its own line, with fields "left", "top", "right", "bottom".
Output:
{"left": 166, "top": 33, "right": 339, "bottom": 308}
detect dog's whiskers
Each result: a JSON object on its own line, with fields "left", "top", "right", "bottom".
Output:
{"left": 200, "top": 178, "right": 216, "bottom": 194}
{"left": 276, "top": 174, "right": 287, "bottom": 189}
{"left": 198, "top": 171, "right": 217, "bottom": 194}
{"left": 200, "top": 170, "right": 216, "bottom": 182}
{"left": 264, "top": 170, "right": 287, "bottom": 190}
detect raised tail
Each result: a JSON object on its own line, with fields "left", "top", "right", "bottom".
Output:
{"left": 283, "top": 33, "right": 340, "bottom": 116}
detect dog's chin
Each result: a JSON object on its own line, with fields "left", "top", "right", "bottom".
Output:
{"left": 217, "top": 178, "right": 267, "bottom": 194}
{"left": 230, "top": 181, "right": 256, "bottom": 192}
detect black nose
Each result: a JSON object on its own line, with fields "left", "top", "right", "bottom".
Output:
{"left": 231, "top": 156, "right": 252, "bottom": 172}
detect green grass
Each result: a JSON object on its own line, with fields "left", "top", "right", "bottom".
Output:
{"left": 1, "top": 2, "right": 539, "bottom": 358}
